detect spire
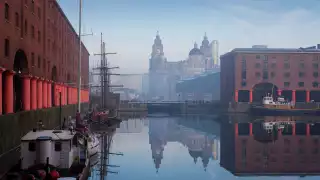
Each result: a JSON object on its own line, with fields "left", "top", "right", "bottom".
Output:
{"left": 156, "top": 30, "right": 160, "bottom": 37}
{"left": 204, "top": 32, "right": 208, "bottom": 40}
{"left": 194, "top": 42, "right": 198, "bottom": 48}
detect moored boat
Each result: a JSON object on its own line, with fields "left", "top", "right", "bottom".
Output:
{"left": 251, "top": 94, "right": 320, "bottom": 115}
{"left": 5, "top": 120, "right": 97, "bottom": 180}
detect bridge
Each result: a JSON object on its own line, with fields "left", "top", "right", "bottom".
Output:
{"left": 119, "top": 100, "right": 223, "bottom": 114}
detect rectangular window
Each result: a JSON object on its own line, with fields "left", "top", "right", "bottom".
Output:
{"left": 15, "top": 12, "right": 19, "bottom": 27}
{"left": 299, "top": 72, "right": 305, "bottom": 78}
{"left": 255, "top": 72, "right": 261, "bottom": 78}
{"left": 284, "top": 82, "right": 290, "bottom": 87}
{"left": 5, "top": 3, "right": 9, "bottom": 20}
{"left": 313, "top": 63, "right": 318, "bottom": 69}
{"left": 24, "top": 20, "right": 28, "bottom": 34}
{"left": 241, "top": 71, "right": 247, "bottom": 79}
{"left": 28, "top": 142, "right": 36, "bottom": 151}
{"left": 299, "top": 63, "right": 305, "bottom": 68}
{"left": 284, "top": 63, "right": 290, "bottom": 69}
{"left": 271, "top": 63, "right": 276, "bottom": 68}
{"left": 313, "top": 82, "right": 319, "bottom": 88}
{"left": 31, "top": 0, "right": 35, "bottom": 13}
{"left": 313, "top": 72, "right": 318, "bottom": 78}
{"left": 38, "top": 31, "right": 41, "bottom": 43}
{"left": 263, "top": 71, "right": 268, "bottom": 80}
{"left": 38, "top": 56, "right": 41, "bottom": 68}
{"left": 31, "top": 53, "right": 35, "bottom": 66}
{"left": 38, "top": 7, "right": 41, "bottom": 19}
{"left": 298, "top": 82, "right": 304, "bottom": 87}
{"left": 4, "top": 39, "right": 9, "bottom": 57}
{"left": 31, "top": 25, "right": 35, "bottom": 38}
{"left": 284, "top": 72, "right": 290, "bottom": 78}
{"left": 255, "top": 63, "right": 260, "bottom": 68}
{"left": 270, "top": 72, "right": 275, "bottom": 78}
{"left": 54, "top": 142, "right": 62, "bottom": 151}
{"left": 256, "top": 55, "right": 260, "bottom": 59}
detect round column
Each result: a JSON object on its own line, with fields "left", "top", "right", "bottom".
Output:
{"left": 30, "top": 76, "right": 38, "bottom": 110}
{"left": 37, "top": 78, "right": 43, "bottom": 109}
{"left": 47, "top": 81, "right": 52, "bottom": 107}
{"left": 21, "top": 74, "right": 31, "bottom": 111}
{"left": 4, "top": 70, "right": 15, "bottom": 114}
{"left": 43, "top": 80, "right": 48, "bottom": 108}
{"left": 0, "top": 67, "right": 5, "bottom": 114}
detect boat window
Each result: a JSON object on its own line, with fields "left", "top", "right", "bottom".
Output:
{"left": 55, "top": 142, "right": 62, "bottom": 151}
{"left": 28, "top": 142, "right": 36, "bottom": 152}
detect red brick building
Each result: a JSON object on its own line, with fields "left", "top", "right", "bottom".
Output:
{"left": 0, "top": 0, "right": 89, "bottom": 114}
{"left": 221, "top": 46, "right": 320, "bottom": 103}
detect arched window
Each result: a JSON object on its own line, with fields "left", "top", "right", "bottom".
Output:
{"left": 5, "top": 3, "right": 9, "bottom": 20}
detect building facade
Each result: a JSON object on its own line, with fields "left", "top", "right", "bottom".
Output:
{"left": 148, "top": 32, "right": 219, "bottom": 101}
{"left": 220, "top": 45, "right": 320, "bottom": 103}
{"left": 0, "top": 0, "right": 89, "bottom": 114}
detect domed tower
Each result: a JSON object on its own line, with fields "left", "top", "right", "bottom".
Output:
{"left": 189, "top": 42, "right": 203, "bottom": 56}
{"left": 189, "top": 150, "right": 202, "bottom": 164}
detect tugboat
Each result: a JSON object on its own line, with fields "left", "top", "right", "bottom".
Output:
{"left": 251, "top": 94, "right": 320, "bottom": 115}
{"left": 5, "top": 118, "right": 98, "bottom": 180}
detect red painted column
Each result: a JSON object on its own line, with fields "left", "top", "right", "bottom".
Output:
{"left": 306, "top": 90, "right": 310, "bottom": 103}
{"left": 30, "top": 77, "right": 38, "bottom": 110}
{"left": 60, "top": 84, "right": 64, "bottom": 105}
{"left": 249, "top": 89, "right": 253, "bottom": 103}
{"left": 64, "top": 85, "right": 67, "bottom": 105}
{"left": 0, "top": 68, "right": 5, "bottom": 115}
{"left": 277, "top": 90, "right": 282, "bottom": 96}
{"left": 292, "top": 90, "right": 296, "bottom": 102}
{"left": 47, "top": 81, "right": 52, "bottom": 108}
{"left": 37, "top": 79, "right": 43, "bottom": 109}
{"left": 4, "top": 70, "right": 15, "bottom": 114}
{"left": 235, "top": 123, "right": 239, "bottom": 137}
{"left": 234, "top": 90, "right": 238, "bottom": 102}
{"left": 21, "top": 74, "right": 31, "bottom": 111}
{"left": 67, "top": 86, "right": 71, "bottom": 104}
{"left": 306, "top": 123, "right": 310, "bottom": 136}
{"left": 249, "top": 123, "right": 253, "bottom": 136}
{"left": 43, "top": 80, "right": 48, "bottom": 108}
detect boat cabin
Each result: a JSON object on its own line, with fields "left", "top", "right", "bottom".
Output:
{"left": 20, "top": 129, "right": 81, "bottom": 170}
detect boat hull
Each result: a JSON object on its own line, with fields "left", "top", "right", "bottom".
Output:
{"left": 250, "top": 106, "right": 320, "bottom": 116}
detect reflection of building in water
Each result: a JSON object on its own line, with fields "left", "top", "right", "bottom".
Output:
{"left": 117, "top": 119, "right": 144, "bottom": 133}
{"left": 220, "top": 117, "right": 320, "bottom": 176}
{"left": 148, "top": 118, "right": 219, "bottom": 172}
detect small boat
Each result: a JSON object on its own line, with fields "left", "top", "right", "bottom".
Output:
{"left": 5, "top": 120, "right": 95, "bottom": 180}
{"left": 251, "top": 94, "right": 320, "bottom": 116}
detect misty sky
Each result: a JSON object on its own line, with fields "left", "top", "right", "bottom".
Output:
{"left": 58, "top": 0, "right": 320, "bottom": 74}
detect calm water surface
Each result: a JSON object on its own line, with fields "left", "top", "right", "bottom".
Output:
{"left": 89, "top": 115, "right": 320, "bottom": 180}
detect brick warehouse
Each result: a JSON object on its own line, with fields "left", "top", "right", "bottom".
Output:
{"left": 0, "top": 0, "right": 89, "bottom": 114}
{"left": 221, "top": 45, "right": 320, "bottom": 104}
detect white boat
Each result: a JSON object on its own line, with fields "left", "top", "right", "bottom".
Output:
{"left": 6, "top": 121, "right": 91, "bottom": 180}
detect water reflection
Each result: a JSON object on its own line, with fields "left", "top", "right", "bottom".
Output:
{"left": 221, "top": 116, "right": 320, "bottom": 178}
{"left": 89, "top": 115, "right": 320, "bottom": 180}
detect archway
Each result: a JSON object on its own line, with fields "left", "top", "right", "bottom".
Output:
{"left": 13, "top": 49, "right": 28, "bottom": 112}
{"left": 253, "top": 83, "right": 278, "bottom": 103}
{"left": 51, "top": 66, "right": 57, "bottom": 106}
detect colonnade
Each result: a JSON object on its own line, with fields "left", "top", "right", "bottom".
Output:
{"left": 0, "top": 69, "right": 89, "bottom": 115}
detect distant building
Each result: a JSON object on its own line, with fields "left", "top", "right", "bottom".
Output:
{"left": 220, "top": 45, "right": 320, "bottom": 104}
{"left": 148, "top": 32, "right": 219, "bottom": 100}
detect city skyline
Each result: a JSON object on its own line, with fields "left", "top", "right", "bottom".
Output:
{"left": 58, "top": 0, "right": 320, "bottom": 74}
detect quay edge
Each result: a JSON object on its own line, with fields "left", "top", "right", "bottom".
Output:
{"left": 0, "top": 103, "right": 89, "bottom": 178}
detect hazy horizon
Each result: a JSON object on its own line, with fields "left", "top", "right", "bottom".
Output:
{"left": 58, "top": 0, "right": 320, "bottom": 74}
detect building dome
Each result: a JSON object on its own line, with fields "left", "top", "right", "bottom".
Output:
{"left": 189, "top": 42, "right": 203, "bottom": 56}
